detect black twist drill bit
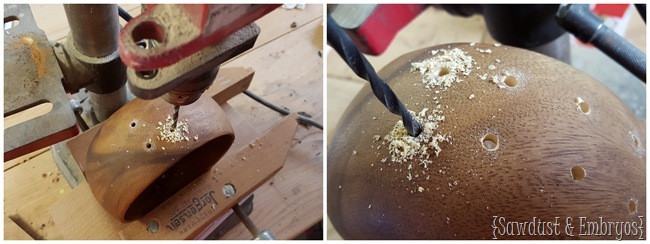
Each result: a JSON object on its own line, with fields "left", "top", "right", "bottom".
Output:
{"left": 171, "top": 105, "right": 180, "bottom": 129}
{"left": 327, "top": 14, "right": 421, "bottom": 137}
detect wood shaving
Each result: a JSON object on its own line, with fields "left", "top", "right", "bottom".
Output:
{"left": 410, "top": 48, "right": 474, "bottom": 90}
{"left": 156, "top": 114, "right": 190, "bottom": 143}
{"left": 420, "top": 159, "right": 432, "bottom": 168}
{"left": 384, "top": 108, "right": 447, "bottom": 164}
{"left": 477, "top": 48, "right": 492, "bottom": 54}
{"left": 491, "top": 73, "right": 508, "bottom": 89}
{"left": 373, "top": 135, "right": 381, "bottom": 142}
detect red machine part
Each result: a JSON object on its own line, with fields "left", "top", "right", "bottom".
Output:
{"left": 118, "top": 4, "right": 279, "bottom": 71}
{"left": 345, "top": 4, "right": 426, "bottom": 55}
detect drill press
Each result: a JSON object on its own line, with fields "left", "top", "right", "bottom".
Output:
{"left": 119, "top": 4, "right": 279, "bottom": 129}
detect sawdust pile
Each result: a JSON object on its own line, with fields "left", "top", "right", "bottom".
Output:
{"left": 363, "top": 44, "right": 506, "bottom": 195}
{"left": 410, "top": 48, "right": 474, "bottom": 89}
{"left": 385, "top": 108, "right": 447, "bottom": 165}
{"left": 156, "top": 115, "right": 191, "bottom": 143}
{"left": 382, "top": 47, "right": 474, "bottom": 165}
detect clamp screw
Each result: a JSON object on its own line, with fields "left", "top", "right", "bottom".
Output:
{"left": 146, "top": 220, "right": 159, "bottom": 234}
{"left": 222, "top": 183, "right": 236, "bottom": 198}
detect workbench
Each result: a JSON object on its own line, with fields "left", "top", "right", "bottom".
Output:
{"left": 326, "top": 6, "right": 645, "bottom": 239}
{"left": 5, "top": 4, "right": 323, "bottom": 240}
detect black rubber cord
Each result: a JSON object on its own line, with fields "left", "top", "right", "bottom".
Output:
{"left": 243, "top": 90, "right": 323, "bottom": 130}
{"left": 118, "top": 6, "right": 133, "bottom": 21}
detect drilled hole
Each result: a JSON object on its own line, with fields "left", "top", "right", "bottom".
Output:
{"left": 438, "top": 67, "right": 451, "bottom": 76}
{"left": 130, "top": 122, "right": 136, "bottom": 128}
{"left": 629, "top": 198, "right": 638, "bottom": 214}
{"left": 570, "top": 166, "right": 585, "bottom": 181}
{"left": 575, "top": 97, "right": 590, "bottom": 114}
{"left": 632, "top": 134, "right": 639, "bottom": 147}
{"left": 136, "top": 69, "right": 158, "bottom": 80}
{"left": 132, "top": 21, "right": 165, "bottom": 46}
{"left": 504, "top": 76, "right": 518, "bottom": 87}
{"left": 146, "top": 143, "right": 152, "bottom": 149}
{"left": 481, "top": 134, "right": 499, "bottom": 151}
{"left": 4, "top": 16, "right": 19, "bottom": 30}
{"left": 579, "top": 102, "right": 589, "bottom": 113}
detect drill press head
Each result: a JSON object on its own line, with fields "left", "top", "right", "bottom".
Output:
{"left": 122, "top": 23, "right": 259, "bottom": 105}
{"left": 160, "top": 67, "right": 220, "bottom": 107}
{"left": 118, "top": 4, "right": 277, "bottom": 105}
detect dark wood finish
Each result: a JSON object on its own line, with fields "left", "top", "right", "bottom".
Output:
{"left": 328, "top": 43, "right": 645, "bottom": 240}
{"left": 82, "top": 96, "right": 234, "bottom": 222}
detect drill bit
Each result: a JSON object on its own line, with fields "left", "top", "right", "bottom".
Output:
{"left": 327, "top": 14, "right": 421, "bottom": 137}
{"left": 171, "top": 105, "right": 180, "bottom": 130}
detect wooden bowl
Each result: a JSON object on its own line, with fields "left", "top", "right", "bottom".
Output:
{"left": 83, "top": 96, "right": 234, "bottom": 222}
{"left": 328, "top": 43, "right": 645, "bottom": 239}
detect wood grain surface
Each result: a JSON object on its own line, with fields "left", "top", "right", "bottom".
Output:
{"left": 328, "top": 43, "right": 645, "bottom": 239}
{"left": 83, "top": 96, "right": 234, "bottom": 222}
{"left": 326, "top": 6, "right": 646, "bottom": 239}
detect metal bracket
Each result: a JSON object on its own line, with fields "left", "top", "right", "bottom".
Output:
{"left": 126, "top": 23, "right": 260, "bottom": 101}
{"left": 118, "top": 4, "right": 278, "bottom": 70}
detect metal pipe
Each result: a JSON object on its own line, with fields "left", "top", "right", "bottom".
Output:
{"left": 63, "top": 4, "right": 128, "bottom": 121}
{"left": 232, "top": 203, "right": 276, "bottom": 240}
{"left": 63, "top": 4, "right": 119, "bottom": 57}
{"left": 89, "top": 85, "right": 128, "bottom": 121}
{"left": 232, "top": 203, "right": 260, "bottom": 236}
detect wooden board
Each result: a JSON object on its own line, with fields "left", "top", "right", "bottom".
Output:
{"left": 218, "top": 14, "right": 323, "bottom": 240}
{"left": 6, "top": 4, "right": 323, "bottom": 240}
{"left": 4, "top": 146, "right": 71, "bottom": 240}
{"left": 4, "top": 217, "right": 33, "bottom": 240}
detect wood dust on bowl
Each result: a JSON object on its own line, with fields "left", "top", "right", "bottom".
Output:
{"left": 328, "top": 42, "right": 645, "bottom": 240}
